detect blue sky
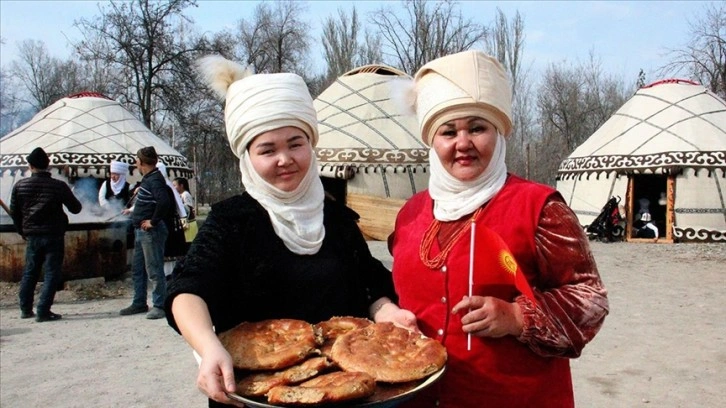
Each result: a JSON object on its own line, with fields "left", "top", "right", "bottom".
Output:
{"left": 0, "top": 1, "right": 716, "bottom": 85}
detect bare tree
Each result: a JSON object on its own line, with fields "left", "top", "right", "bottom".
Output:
{"left": 360, "top": 29, "right": 384, "bottom": 66}
{"left": 74, "top": 0, "right": 200, "bottom": 128}
{"left": 236, "top": 0, "right": 311, "bottom": 75}
{"left": 533, "top": 54, "right": 631, "bottom": 185}
{"left": 662, "top": 2, "right": 726, "bottom": 99}
{"left": 237, "top": 4, "right": 273, "bottom": 72}
{"left": 73, "top": 33, "right": 127, "bottom": 99}
{"left": 8, "top": 40, "right": 82, "bottom": 110}
{"left": 319, "top": 6, "right": 383, "bottom": 91}
{"left": 483, "top": 9, "right": 533, "bottom": 178}
{"left": 160, "top": 29, "right": 241, "bottom": 204}
{"left": 0, "top": 65, "right": 30, "bottom": 136}
{"left": 322, "top": 7, "right": 362, "bottom": 80}
{"left": 369, "top": 0, "right": 487, "bottom": 74}
{"left": 486, "top": 9, "right": 525, "bottom": 97}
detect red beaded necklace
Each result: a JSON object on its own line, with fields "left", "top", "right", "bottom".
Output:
{"left": 419, "top": 207, "right": 483, "bottom": 269}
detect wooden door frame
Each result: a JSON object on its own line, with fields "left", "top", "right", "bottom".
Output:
{"left": 625, "top": 175, "right": 675, "bottom": 243}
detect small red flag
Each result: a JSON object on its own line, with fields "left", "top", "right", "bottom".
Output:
{"left": 470, "top": 224, "right": 536, "bottom": 304}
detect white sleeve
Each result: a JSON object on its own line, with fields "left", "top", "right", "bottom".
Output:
{"left": 647, "top": 223, "right": 659, "bottom": 237}
{"left": 182, "top": 191, "right": 194, "bottom": 208}
{"left": 98, "top": 182, "right": 109, "bottom": 208}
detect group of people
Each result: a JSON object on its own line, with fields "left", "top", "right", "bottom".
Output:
{"left": 11, "top": 49, "right": 610, "bottom": 407}
{"left": 10, "top": 145, "right": 197, "bottom": 321}
{"left": 164, "top": 50, "right": 609, "bottom": 408}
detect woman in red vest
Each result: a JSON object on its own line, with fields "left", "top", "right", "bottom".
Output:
{"left": 388, "top": 50, "right": 609, "bottom": 407}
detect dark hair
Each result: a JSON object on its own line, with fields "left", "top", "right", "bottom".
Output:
{"left": 173, "top": 177, "right": 190, "bottom": 192}
{"left": 136, "top": 146, "right": 158, "bottom": 165}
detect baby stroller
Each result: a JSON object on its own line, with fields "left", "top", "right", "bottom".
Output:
{"left": 586, "top": 196, "right": 623, "bottom": 242}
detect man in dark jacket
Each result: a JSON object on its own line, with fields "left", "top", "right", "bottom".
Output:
{"left": 10, "top": 147, "right": 82, "bottom": 322}
{"left": 120, "top": 146, "right": 172, "bottom": 319}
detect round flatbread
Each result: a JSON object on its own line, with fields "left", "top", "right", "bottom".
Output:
{"left": 236, "top": 357, "right": 333, "bottom": 397}
{"left": 267, "top": 371, "right": 376, "bottom": 405}
{"left": 218, "top": 319, "right": 317, "bottom": 370}
{"left": 331, "top": 322, "right": 447, "bottom": 383}
{"left": 314, "top": 317, "right": 372, "bottom": 358}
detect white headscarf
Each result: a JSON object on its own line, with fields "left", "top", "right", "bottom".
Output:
{"left": 195, "top": 55, "right": 324, "bottom": 254}
{"left": 428, "top": 133, "right": 508, "bottom": 221}
{"left": 240, "top": 146, "right": 325, "bottom": 255}
{"left": 109, "top": 160, "right": 128, "bottom": 195}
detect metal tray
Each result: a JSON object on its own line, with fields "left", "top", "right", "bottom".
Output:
{"left": 227, "top": 366, "right": 445, "bottom": 408}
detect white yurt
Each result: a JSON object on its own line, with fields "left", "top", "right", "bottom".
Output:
{"left": 0, "top": 92, "right": 192, "bottom": 281}
{"left": 556, "top": 79, "right": 726, "bottom": 243}
{"left": 0, "top": 92, "right": 191, "bottom": 190}
{"left": 314, "top": 65, "right": 427, "bottom": 240}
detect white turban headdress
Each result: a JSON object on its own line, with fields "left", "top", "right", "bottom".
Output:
{"left": 110, "top": 160, "right": 129, "bottom": 175}
{"left": 109, "top": 160, "right": 129, "bottom": 196}
{"left": 195, "top": 55, "right": 325, "bottom": 254}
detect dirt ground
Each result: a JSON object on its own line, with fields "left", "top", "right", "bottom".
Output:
{"left": 1, "top": 241, "right": 724, "bottom": 408}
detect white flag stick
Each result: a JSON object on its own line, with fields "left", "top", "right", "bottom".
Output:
{"left": 468, "top": 220, "right": 476, "bottom": 351}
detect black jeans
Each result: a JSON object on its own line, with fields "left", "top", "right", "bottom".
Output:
{"left": 19, "top": 235, "right": 65, "bottom": 315}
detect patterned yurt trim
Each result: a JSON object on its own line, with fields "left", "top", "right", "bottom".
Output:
{"left": 319, "top": 163, "right": 429, "bottom": 178}
{"left": 673, "top": 227, "right": 726, "bottom": 242}
{"left": 0, "top": 153, "right": 191, "bottom": 179}
{"left": 318, "top": 147, "right": 428, "bottom": 169}
{"left": 557, "top": 150, "right": 726, "bottom": 180}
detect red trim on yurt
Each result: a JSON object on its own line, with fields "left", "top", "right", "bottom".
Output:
{"left": 67, "top": 91, "right": 112, "bottom": 100}
{"left": 641, "top": 78, "right": 699, "bottom": 89}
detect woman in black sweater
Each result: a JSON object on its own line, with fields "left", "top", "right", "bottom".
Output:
{"left": 165, "top": 55, "right": 416, "bottom": 408}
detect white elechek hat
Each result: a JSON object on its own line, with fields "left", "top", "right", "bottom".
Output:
{"left": 195, "top": 55, "right": 319, "bottom": 158}
{"left": 397, "top": 50, "right": 513, "bottom": 146}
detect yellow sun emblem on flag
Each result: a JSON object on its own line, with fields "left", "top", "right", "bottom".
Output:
{"left": 499, "top": 251, "right": 518, "bottom": 275}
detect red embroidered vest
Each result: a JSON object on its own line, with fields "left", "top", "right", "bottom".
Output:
{"left": 391, "top": 175, "right": 573, "bottom": 408}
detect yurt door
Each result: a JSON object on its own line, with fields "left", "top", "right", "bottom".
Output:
{"left": 626, "top": 174, "right": 674, "bottom": 242}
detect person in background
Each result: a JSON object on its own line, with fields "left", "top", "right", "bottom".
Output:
{"left": 98, "top": 160, "right": 131, "bottom": 210}
{"left": 173, "top": 177, "right": 198, "bottom": 245}
{"left": 388, "top": 50, "right": 609, "bottom": 407}
{"left": 173, "top": 177, "right": 194, "bottom": 217}
{"left": 157, "top": 162, "right": 188, "bottom": 220}
{"left": 10, "top": 147, "right": 82, "bottom": 322}
{"left": 637, "top": 197, "right": 651, "bottom": 220}
{"left": 165, "top": 55, "right": 415, "bottom": 408}
{"left": 156, "top": 162, "right": 188, "bottom": 278}
{"left": 119, "top": 146, "right": 173, "bottom": 320}
{"left": 636, "top": 212, "right": 659, "bottom": 241}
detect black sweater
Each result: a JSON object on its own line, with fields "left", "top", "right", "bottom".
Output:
{"left": 165, "top": 193, "right": 397, "bottom": 334}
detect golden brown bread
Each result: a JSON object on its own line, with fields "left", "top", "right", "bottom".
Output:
{"left": 266, "top": 371, "right": 376, "bottom": 405}
{"left": 314, "top": 316, "right": 373, "bottom": 358}
{"left": 218, "top": 319, "right": 317, "bottom": 370}
{"left": 236, "top": 356, "right": 334, "bottom": 397}
{"left": 331, "top": 322, "right": 447, "bottom": 383}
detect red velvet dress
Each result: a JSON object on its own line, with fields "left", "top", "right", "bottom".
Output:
{"left": 390, "top": 174, "right": 609, "bottom": 408}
